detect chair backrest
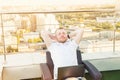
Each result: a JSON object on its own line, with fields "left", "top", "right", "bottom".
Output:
{"left": 46, "top": 51, "right": 54, "bottom": 78}
{"left": 76, "top": 49, "right": 83, "bottom": 64}
{"left": 46, "top": 49, "right": 84, "bottom": 79}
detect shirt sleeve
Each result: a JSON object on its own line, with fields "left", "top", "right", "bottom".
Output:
{"left": 71, "top": 40, "right": 79, "bottom": 49}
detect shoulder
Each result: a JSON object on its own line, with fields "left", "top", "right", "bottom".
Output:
{"left": 47, "top": 41, "right": 58, "bottom": 49}
{"left": 66, "top": 39, "right": 78, "bottom": 47}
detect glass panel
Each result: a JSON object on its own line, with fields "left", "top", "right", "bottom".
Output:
{"left": 0, "top": 2, "right": 120, "bottom": 54}
{"left": 55, "top": 12, "right": 115, "bottom": 53}
{"left": 0, "top": 13, "right": 60, "bottom": 54}
{"left": 1, "top": 10, "right": 120, "bottom": 55}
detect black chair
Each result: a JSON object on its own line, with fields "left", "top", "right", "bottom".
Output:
{"left": 40, "top": 49, "right": 102, "bottom": 80}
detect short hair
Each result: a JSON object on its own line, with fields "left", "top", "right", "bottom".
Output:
{"left": 55, "top": 27, "right": 65, "bottom": 33}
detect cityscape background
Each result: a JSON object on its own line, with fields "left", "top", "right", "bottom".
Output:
{"left": 0, "top": 0, "right": 120, "bottom": 54}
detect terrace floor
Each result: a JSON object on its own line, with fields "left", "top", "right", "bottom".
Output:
{"left": 0, "top": 51, "right": 120, "bottom": 80}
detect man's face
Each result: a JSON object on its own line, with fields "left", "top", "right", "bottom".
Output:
{"left": 55, "top": 29, "right": 68, "bottom": 43}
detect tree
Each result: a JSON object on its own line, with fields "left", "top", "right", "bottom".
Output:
{"left": 116, "top": 22, "right": 120, "bottom": 30}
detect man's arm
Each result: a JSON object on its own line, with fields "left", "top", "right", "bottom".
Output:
{"left": 41, "top": 30, "right": 56, "bottom": 47}
{"left": 69, "top": 28, "right": 84, "bottom": 44}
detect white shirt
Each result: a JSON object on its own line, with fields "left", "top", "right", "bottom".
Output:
{"left": 48, "top": 39, "right": 78, "bottom": 79}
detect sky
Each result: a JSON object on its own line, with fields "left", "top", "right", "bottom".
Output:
{"left": 0, "top": 0, "right": 115, "bottom": 6}
{"left": 0, "top": 0, "right": 117, "bottom": 12}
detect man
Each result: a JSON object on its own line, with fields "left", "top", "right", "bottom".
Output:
{"left": 41, "top": 27, "right": 84, "bottom": 79}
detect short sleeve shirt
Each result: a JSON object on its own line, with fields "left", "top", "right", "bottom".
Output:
{"left": 48, "top": 39, "right": 78, "bottom": 79}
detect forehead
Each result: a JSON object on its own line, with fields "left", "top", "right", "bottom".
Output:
{"left": 56, "top": 29, "right": 66, "bottom": 33}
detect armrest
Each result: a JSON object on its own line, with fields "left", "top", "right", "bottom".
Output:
{"left": 83, "top": 61, "right": 102, "bottom": 80}
{"left": 40, "top": 63, "right": 52, "bottom": 80}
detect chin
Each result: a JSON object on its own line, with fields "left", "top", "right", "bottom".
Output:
{"left": 59, "top": 40, "right": 67, "bottom": 43}
{"left": 60, "top": 41, "right": 66, "bottom": 43}
{"left": 58, "top": 38, "right": 68, "bottom": 43}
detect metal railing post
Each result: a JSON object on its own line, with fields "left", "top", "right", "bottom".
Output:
{"left": 0, "top": 14, "right": 6, "bottom": 63}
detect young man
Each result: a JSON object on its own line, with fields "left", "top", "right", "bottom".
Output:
{"left": 41, "top": 27, "right": 84, "bottom": 79}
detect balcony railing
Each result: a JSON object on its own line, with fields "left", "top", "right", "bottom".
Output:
{"left": 0, "top": 9, "right": 120, "bottom": 62}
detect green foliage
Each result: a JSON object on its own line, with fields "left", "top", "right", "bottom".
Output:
{"left": 101, "top": 22, "right": 113, "bottom": 30}
{"left": 116, "top": 22, "right": 120, "bottom": 29}
{"left": 28, "top": 37, "right": 43, "bottom": 43}
{"left": 6, "top": 45, "right": 18, "bottom": 53}
{"left": 55, "top": 13, "right": 84, "bottom": 27}
{"left": 86, "top": 21, "right": 114, "bottom": 31}
{"left": 55, "top": 12, "right": 114, "bottom": 31}
{"left": 28, "top": 38, "right": 32, "bottom": 43}
{"left": 92, "top": 28, "right": 101, "bottom": 32}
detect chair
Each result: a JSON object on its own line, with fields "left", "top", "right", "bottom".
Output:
{"left": 40, "top": 49, "right": 102, "bottom": 80}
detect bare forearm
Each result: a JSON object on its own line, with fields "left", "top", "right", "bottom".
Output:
{"left": 41, "top": 30, "right": 54, "bottom": 40}
{"left": 69, "top": 28, "right": 84, "bottom": 44}
{"left": 69, "top": 28, "right": 84, "bottom": 39}
{"left": 41, "top": 30, "right": 53, "bottom": 47}
{"left": 48, "top": 32, "right": 56, "bottom": 40}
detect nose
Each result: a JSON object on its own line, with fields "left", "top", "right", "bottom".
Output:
{"left": 60, "top": 34, "right": 65, "bottom": 37}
